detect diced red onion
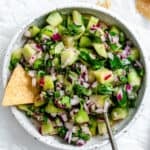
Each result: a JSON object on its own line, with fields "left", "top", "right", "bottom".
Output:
{"left": 82, "top": 82, "right": 89, "bottom": 88}
{"left": 116, "top": 90, "right": 123, "bottom": 101}
{"left": 71, "top": 95, "right": 80, "bottom": 106}
{"left": 112, "top": 35, "right": 119, "bottom": 44}
{"left": 95, "top": 108, "right": 104, "bottom": 114}
{"left": 84, "top": 103, "right": 89, "bottom": 114}
{"left": 91, "top": 81, "right": 98, "bottom": 88}
{"left": 60, "top": 114, "right": 68, "bottom": 122}
{"left": 31, "top": 43, "right": 42, "bottom": 52}
{"left": 125, "top": 84, "right": 132, "bottom": 93}
{"left": 32, "top": 77, "right": 37, "bottom": 87}
{"left": 70, "top": 109, "right": 79, "bottom": 117}
{"left": 28, "top": 70, "right": 36, "bottom": 77}
{"left": 76, "top": 139, "right": 86, "bottom": 146}
{"left": 29, "top": 55, "right": 36, "bottom": 64}
{"left": 51, "top": 33, "right": 61, "bottom": 41}
{"left": 65, "top": 122, "right": 73, "bottom": 130}
{"left": 90, "top": 23, "right": 101, "bottom": 30}
{"left": 65, "top": 130, "right": 72, "bottom": 144}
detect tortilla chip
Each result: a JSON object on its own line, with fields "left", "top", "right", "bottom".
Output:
{"left": 2, "top": 65, "right": 39, "bottom": 106}
{"left": 96, "top": 0, "right": 111, "bottom": 9}
{"left": 136, "top": 0, "right": 150, "bottom": 20}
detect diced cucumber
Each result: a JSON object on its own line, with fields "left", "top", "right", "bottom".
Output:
{"left": 97, "top": 121, "right": 107, "bottom": 135}
{"left": 128, "top": 68, "right": 141, "bottom": 88}
{"left": 74, "top": 25, "right": 85, "bottom": 40}
{"left": 128, "top": 48, "right": 140, "bottom": 61}
{"left": 93, "top": 43, "right": 107, "bottom": 58}
{"left": 52, "top": 57, "right": 59, "bottom": 67}
{"left": 62, "top": 35, "right": 74, "bottom": 48}
{"left": 111, "top": 107, "right": 128, "bottom": 120}
{"left": 41, "top": 121, "right": 56, "bottom": 135}
{"left": 72, "top": 10, "right": 83, "bottom": 25}
{"left": 17, "top": 105, "right": 33, "bottom": 115}
{"left": 45, "top": 102, "right": 63, "bottom": 114}
{"left": 34, "top": 99, "right": 46, "bottom": 107}
{"left": 89, "top": 95, "right": 110, "bottom": 108}
{"left": 93, "top": 68, "right": 114, "bottom": 84}
{"left": 61, "top": 48, "right": 79, "bottom": 68}
{"left": 11, "top": 48, "right": 22, "bottom": 60}
{"left": 79, "top": 36, "right": 92, "bottom": 48}
{"left": 22, "top": 44, "right": 36, "bottom": 61}
{"left": 28, "top": 25, "right": 40, "bottom": 37}
{"left": 46, "top": 12, "right": 63, "bottom": 27}
{"left": 88, "top": 70, "right": 95, "bottom": 83}
{"left": 41, "top": 25, "right": 55, "bottom": 37}
{"left": 75, "top": 109, "right": 89, "bottom": 124}
{"left": 109, "top": 26, "right": 120, "bottom": 35}
{"left": 64, "top": 80, "right": 73, "bottom": 94}
{"left": 87, "top": 16, "right": 99, "bottom": 29}
{"left": 89, "top": 118, "right": 97, "bottom": 136}
{"left": 54, "top": 42, "right": 64, "bottom": 54}
{"left": 43, "top": 75, "right": 54, "bottom": 90}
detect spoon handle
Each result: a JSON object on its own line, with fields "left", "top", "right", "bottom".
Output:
{"left": 104, "top": 112, "right": 118, "bottom": 150}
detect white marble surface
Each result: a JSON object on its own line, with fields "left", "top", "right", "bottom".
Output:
{"left": 0, "top": 0, "right": 150, "bottom": 150}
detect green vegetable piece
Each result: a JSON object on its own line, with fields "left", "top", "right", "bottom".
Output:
{"left": 89, "top": 118, "right": 97, "bottom": 136}
{"left": 28, "top": 25, "right": 40, "bottom": 37}
{"left": 61, "top": 48, "right": 79, "bottom": 68}
{"left": 109, "top": 55, "right": 122, "bottom": 70}
{"left": 128, "top": 48, "right": 140, "bottom": 61}
{"left": 43, "top": 75, "right": 54, "bottom": 90}
{"left": 96, "top": 84, "right": 114, "bottom": 95}
{"left": 22, "top": 44, "right": 36, "bottom": 61}
{"left": 89, "top": 95, "right": 110, "bottom": 108}
{"left": 97, "top": 121, "right": 107, "bottom": 135}
{"left": 9, "top": 48, "right": 22, "bottom": 70}
{"left": 62, "top": 35, "right": 74, "bottom": 48}
{"left": 119, "top": 32, "right": 126, "bottom": 43}
{"left": 87, "top": 16, "right": 99, "bottom": 29}
{"left": 79, "top": 132, "right": 90, "bottom": 141}
{"left": 93, "top": 43, "right": 107, "bottom": 58}
{"left": 34, "top": 99, "right": 46, "bottom": 107}
{"left": 58, "top": 126, "right": 67, "bottom": 137}
{"left": 75, "top": 109, "right": 89, "bottom": 124}
{"left": 111, "top": 107, "right": 128, "bottom": 120}
{"left": 74, "top": 84, "right": 92, "bottom": 96}
{"left": 117, "top": 89, "right": 127, "bottom": 107}
{"left": 41, "top": 25, "right": 54, "bottom": 37}
{"left": 33, "top": 59, "right": 43, "bottom": 70}
{"left": 60, "top": 96, "right": 71, "bottom": 108}
{"left": 109, "top": 26, "right": 120, "bottom": 35}
{"left": 17, "top": 105, "right": 33, "bottom": 115}
{"left": 93, "top": 68, "right": 114, "bottom": 84}
{"left": 45, "top": 102, "right": 63, "bottom": 114}
{"left": 128, "top": 68, "right": 141, "bottom": 88}
{"left": 54, "top": 42, "right": 64, "bottom": 54}
{"left": 72, "top": 10, "right": 83, "bottom": 25}
{"left": 79, "top": 36, "right": 92, "bottom": 48}
{"left": 46, "top": 12, "right": 63, "bottom": 27}
{"left": 41, "top": 121, "right": 56, "bottom": 135}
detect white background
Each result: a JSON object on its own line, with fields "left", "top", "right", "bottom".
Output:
{"left": 0, "top": 0, "right": 150, "bottom": 150}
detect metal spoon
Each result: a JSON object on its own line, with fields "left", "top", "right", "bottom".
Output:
{"left": 103, "top": 101, "right": 118, "bottom": 150}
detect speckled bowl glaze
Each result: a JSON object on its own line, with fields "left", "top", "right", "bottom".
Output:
{"left": 2, "top": 2, "right": 148, "bottom": 150}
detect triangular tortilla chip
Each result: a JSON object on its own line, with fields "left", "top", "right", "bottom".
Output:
{"left": 2, "top": 65, "right": 39, "bottom": 106}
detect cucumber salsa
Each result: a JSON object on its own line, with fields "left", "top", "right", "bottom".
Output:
{"left": 10, "top": 10, "right": 144, "bottom": 146}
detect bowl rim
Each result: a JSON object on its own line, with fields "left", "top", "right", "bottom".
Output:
{"left": 2, "top": 2, "right": 149, "bottom": 150}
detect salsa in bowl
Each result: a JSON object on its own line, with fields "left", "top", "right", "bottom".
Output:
{"left": 2, "top": 4, "right": 146, "bottom": 150}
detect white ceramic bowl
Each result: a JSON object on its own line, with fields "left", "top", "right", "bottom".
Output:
{"left": 2, "top": 2, "right": 148, "bottom": 150}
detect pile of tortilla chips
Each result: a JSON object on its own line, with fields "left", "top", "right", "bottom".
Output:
{"left": 2, "top": 65, "right": 39, "bottom": 106}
